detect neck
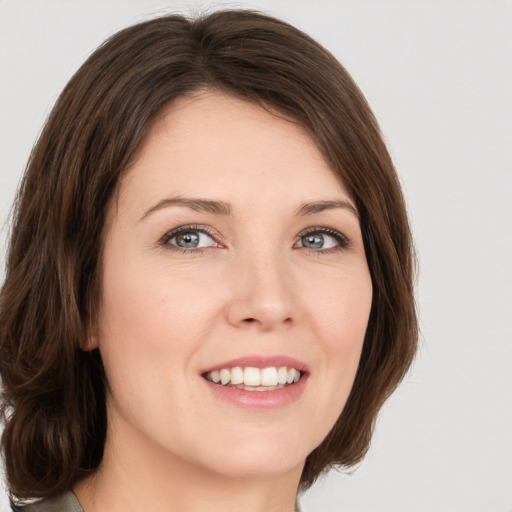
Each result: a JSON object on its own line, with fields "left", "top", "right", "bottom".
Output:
{"left": 74, "top": 418, "right": 303, "bottom": 512}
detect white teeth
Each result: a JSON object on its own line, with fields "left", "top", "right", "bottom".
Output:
{"left": 234, "top": 384, "right": 284, "bottom": 392}
{"left": 220, "top": 368, "right": 230, "bottom": 385}
{"left": 261, "top": 367, "right": 278, "bottom": 386}
{"left": 277, "top": 366, "right": 288, "bottom": 385}
{"left": 231, "top": 367, "right": 244, "bottom": 385}
{"left": 244, "top": 367, "right": 261, "bottom": 386}
{"left": 205, "top": 366, "right": 303, "bottom": 389}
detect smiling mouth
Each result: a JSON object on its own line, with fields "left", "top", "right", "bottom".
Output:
{"left": 203, "top": 366, "right": 303, "bottom": 392}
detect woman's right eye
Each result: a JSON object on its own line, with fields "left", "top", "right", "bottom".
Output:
{"left": 162, "top": 226, "right": 218, "bottom": 251}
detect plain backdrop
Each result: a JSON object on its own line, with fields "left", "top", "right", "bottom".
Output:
{"left": 1, "top": 1, "right": 511, "bottom": 511}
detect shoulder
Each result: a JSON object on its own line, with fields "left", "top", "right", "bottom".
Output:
{"left": 11, "top": 492, "right": 83, "bottom": 512}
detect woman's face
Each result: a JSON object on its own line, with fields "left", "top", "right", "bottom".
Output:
{"left": 94, "top": 91, "right": 372, "bottom": 480}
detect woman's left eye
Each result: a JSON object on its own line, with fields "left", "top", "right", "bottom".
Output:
{"left": 295, "top": 229, "right": 348, "bottom": 251}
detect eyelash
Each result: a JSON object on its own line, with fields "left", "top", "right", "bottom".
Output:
{"left": 298, "top": 227, "right": 351, "bottom": 253}
{"left": 158, "top": 224, "right": 220, "bottom": 254}
{"left": 158, "top": 224, "right": 351, "bottom": 254}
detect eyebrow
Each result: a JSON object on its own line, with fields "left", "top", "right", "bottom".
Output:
{"left": 296, "top": 200, "right": 359, "bottom": 218}
{"left": 140, "top": 197, "right": 358, "bottom": 222}
{"left": 140, "top": 197, "right": 232, "bottom": 221}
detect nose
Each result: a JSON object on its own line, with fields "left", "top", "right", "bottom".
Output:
{"left": 226, "top": 249, "right": 298, "bottom": 331}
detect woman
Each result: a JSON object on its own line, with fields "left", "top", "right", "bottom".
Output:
{"left": 0, "top": 10, "right": 417, "bottom": 512}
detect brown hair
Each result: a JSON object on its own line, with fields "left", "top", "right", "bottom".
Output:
{"left": 0, "top": 9, "right": 417, "bottom": 500}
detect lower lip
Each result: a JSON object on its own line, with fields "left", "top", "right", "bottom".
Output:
{"left": 202, "top": 374, "right": 308, "bottom": 409}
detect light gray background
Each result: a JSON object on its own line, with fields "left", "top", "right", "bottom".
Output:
{"left": 1, "top": 1, "right": 511, "bottom": 511}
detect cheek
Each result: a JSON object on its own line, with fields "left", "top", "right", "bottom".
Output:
{"left": 95, "top": 263, "right": 219, "bottom": 437}
{"left": 335, "top": 273, "right": 372, "bottom": 375}
{"left": 96, "top": 249, "right": 232, "bottom": 403}
{"left": 100, "top": 246, "right": 218, "bottom": 331}
{"left": 308, "top": 264, "right": 372, "bottom": 349}
{"left": 303, "top": 266, "right": 372, "bottom": 426}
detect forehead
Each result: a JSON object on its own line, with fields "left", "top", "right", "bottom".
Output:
{"left": 117, "top": 90, "right": 351, "bottom": 216}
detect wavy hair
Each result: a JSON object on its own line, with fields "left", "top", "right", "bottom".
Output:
{"left": 0, "top": 10, "right": 418, "bottom": 499}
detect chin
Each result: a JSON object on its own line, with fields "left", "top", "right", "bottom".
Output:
{"left": 192, "top": 427, "right": 313, "bottom": 480}
{"left": 207, "top": 452, "right": 305, "bottom": 481}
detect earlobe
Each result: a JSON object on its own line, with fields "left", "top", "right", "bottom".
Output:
{"left": 82, "top": 334, "right": 99, "bottom": 352}
{"left": 82, "top": 291, "right": 101, "bottom": 351}
{"left": 82, "top": 320, "right": 100, "bottom": 351}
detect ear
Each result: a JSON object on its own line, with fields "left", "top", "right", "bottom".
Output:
{"left": 82, "top": 329, "right": 99, "bottom": 351}
{"left": 81, "top": 291, "right": 101, "bottom": 351}
{"left": 81, "top": 313, "right": 100, "bottom": 351}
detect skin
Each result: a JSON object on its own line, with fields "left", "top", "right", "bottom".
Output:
{"left": 75, "top": 91, "right": 373, "bottom": 512}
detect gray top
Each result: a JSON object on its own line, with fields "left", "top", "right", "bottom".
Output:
{"left": 11, "top": 492, "right": 83, "bottom": 512}
{"left": 12, "top": 491, "right": 303, "bottom": 511}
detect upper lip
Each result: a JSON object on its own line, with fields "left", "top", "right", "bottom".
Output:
{"left": 201, "top": 355, "right": 309, "bottom": 374}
